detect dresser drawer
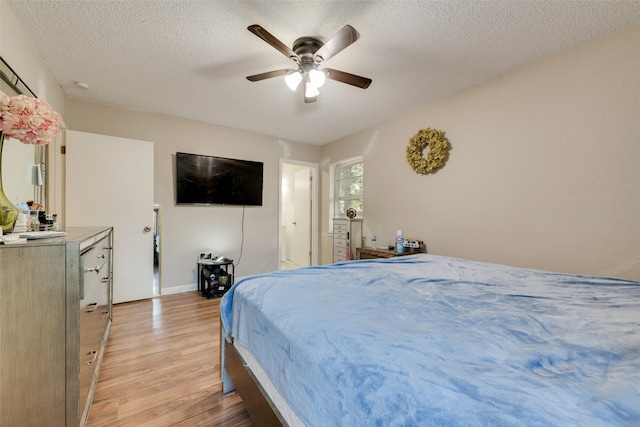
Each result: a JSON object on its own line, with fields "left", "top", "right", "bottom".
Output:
{"left": 333, "top": 220, "right": 347, "bottom": 231}
{"left": 333, "top": 229, "right": 348, "bottom": 239}
{"left": 333, "top": 254, "right": 346, "bottom": 263}
{"left": 334, "top": 238, "right": 347, "bottom": 248}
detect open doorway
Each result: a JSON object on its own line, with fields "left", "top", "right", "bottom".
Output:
{"left": 279, "top": 160, "right": 318, "bottom": 270}
{"left": 153, "top": 203, "right": 161, "bottom": 295}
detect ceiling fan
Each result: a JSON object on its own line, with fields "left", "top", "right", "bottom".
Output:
{"left": 246, "top": 24, "right": 372, "bottom": 103}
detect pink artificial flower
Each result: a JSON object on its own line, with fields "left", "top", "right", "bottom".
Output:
{"left": 0, "top": 91, "right": 61, "bottom": 145}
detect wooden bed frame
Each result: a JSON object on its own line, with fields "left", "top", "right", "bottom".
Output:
{"left": 223, "top": 336, "right": 287, "bottom": 426}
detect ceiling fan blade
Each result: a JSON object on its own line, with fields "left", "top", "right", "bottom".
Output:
{"left": 313, "top": 25, "right": 360, "bottom": 64}
{"left": 246, "top": 69, "right": 295, "bottom": 82}
{"left": 324, "top": 68, "right": 372, "bottom": 89}
{"left": 248, "top": 25, "right": 300, "bottom": 63}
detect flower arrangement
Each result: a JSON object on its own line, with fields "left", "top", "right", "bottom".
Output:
{"left": 0, "top": 90, "right": 61, "bottom": 145}
{"left": 406, "top": 127, "right": 450, "bottom": 175}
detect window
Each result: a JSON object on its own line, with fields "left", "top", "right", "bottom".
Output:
{"left": 333, "top": 157, "right": 364, "bottom": 218}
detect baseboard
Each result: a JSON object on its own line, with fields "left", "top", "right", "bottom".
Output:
{"left": 162, "top": 283, "right": 197, "bottom": 295}
{"left": 161, "top": 276, "right": 245, "bottom": 296}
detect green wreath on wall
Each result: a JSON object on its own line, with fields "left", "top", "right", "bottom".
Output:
{"left": 406, "top": 127, "right": 450, "bottom": 175}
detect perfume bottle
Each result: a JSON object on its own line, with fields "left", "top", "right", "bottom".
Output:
{"left": 28, "top": 210, "right": 40, "bottom": 232}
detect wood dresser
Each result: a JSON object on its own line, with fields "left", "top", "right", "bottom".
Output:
{"left": 0, "top": 227, "right": 113, "bottom": 426}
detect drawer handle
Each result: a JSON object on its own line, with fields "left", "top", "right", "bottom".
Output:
{"left": 85, "top": 265, "right": 101, "bottom": 274}
{"left": 86, "top": 302, "right": 98, "bottom": 312}
{"left": 101, "top": 311, "right": 110, "bottom": 319}
{"left": 85, "top": 350, "right": 98, "bottom": 366}
{"left": 101, "top": 277, "right": 110, "bottom": 283}
{"left": 97, "top": 254, "right": 105, "bottom": 259}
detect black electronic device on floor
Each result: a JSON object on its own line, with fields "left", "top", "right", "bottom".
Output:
{"left": 197, "top": 253, "right": 234, "bottom": 298}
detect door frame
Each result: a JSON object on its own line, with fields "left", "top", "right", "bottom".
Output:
{"left": 153, "top": 203, "right": 161, "bottom": 296}
{"left": 279, "top": 159, "right": 319, "bottom": 267}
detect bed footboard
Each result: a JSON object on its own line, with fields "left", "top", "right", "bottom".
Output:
{"left": 224, "top": 337, "right": 286, "bottom": 427}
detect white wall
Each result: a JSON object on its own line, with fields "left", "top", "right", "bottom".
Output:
{"left": 0, "top": 3, "right": 66, "bottom": 215}
{"left": 4, "top": 1, "right": 638, "bottom": 284}
{"left": 66, "top": 99, "right": 320, "bottom": 292}
{"left": 0, "top": 4, "right": 64, "bottom": 112}
{"left": 321, "top": 24, "right": 640, "bottom": 282}
{"left": 2, "top": 1, "right": 322, "bottom": 292}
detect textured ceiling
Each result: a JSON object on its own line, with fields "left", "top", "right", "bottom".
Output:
{"left": 7, "top": 1, "right": 640, "bottom": 145}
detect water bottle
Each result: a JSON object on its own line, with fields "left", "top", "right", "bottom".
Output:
{"left": 396, "top": 230, "right": 404, "bottom": 254}
{"left": 371, "top": 235, "right": 377, "bottom": 249}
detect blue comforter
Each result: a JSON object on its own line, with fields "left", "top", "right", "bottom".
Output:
{"left": 221, "top": 254, "right": 640, "bottom": 426}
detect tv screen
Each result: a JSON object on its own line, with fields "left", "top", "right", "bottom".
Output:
{"left": 175, "top": 152, "right": 263, "bottom": 206}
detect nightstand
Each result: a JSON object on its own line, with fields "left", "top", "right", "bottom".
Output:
{"left": 356, "top": 247, "right": 425, "bottom": 260}
{"left": 197, "top": 259, "right": 234, "bottom": 298}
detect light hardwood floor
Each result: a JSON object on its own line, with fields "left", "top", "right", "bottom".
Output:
{"left": 88, "top": 291, "right": 254, "bottom": 426}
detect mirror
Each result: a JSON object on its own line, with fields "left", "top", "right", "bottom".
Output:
{"left": 0, "top": 56, "right": 47, "bottom": 210}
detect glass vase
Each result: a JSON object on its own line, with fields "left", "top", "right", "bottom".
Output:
{"left": 0, "top": 132, "right": 19, "bottom": 234}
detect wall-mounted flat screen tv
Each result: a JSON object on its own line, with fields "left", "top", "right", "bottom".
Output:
{"left": 175, "top": 152, "right": 263, "bottom": 206}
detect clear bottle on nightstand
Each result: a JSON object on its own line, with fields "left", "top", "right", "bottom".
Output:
{"left": 28, "top": 210, "right": 40, "bottom": 232}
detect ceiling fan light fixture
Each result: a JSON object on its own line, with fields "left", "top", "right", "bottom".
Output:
{"left": 285, "top": 71, "right": 302, "bottom": 91}
{"left": 246, "top": 24, "right": 371, "bottom": 102}
{"left": 305, "top": 82, "right": 320, "bottom": 98}
{"left": 309, "top": 69, "right": 326, "bottom": 88}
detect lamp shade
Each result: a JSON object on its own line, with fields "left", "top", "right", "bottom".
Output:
{"left": 309, "top": 69, "right": 326, "bottom": 88}
{"left": 285, "top": 71, "right": 302, "bottom": 91}
{"left": 305, "top": 82, "right": 320, "bottom": 98}
{"left": 27, "top": 163, "right": 43, "bottom": 186}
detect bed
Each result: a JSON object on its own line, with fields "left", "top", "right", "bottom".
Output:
{"left": 220, "top": 254, "right": 640, "bottom": 426}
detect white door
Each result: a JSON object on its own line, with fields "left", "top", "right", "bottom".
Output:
{"left": 292, "top": 168, "right": 311, "bottom": 267}
{"left": 66, "top": 130, "right": 154, "bottom": 303}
